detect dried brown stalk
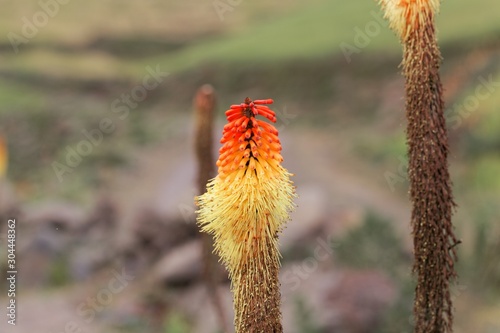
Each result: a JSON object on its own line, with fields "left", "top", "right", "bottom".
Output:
{"left": 404, "top": 18, "right": 458, "bottom": 333}
{"left": 377, "top": 1, "right": 459, "bottom": 332}
{"left": 193, "top": 84, "right": 229, "bottom": 333}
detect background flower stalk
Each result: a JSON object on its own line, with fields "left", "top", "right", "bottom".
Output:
{"left": 378, "top": 1, "right": 459, "bottom": 332}
{"left": 193, "top": 84, "right": 229, "bottom": 333}
{"left": 196, "top": 98, "right": 295, "bottom": 332}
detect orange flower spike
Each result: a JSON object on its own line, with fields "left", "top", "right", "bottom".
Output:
{"left": 196, "top": 97, "right": 295, "bottom": 332}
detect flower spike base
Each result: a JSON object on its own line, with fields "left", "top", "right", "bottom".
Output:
{"left": 377, "top": 1, "right": 459, "bottom": 333}
{"left": 196, "top": 98, "right": 295, "bottom": 333}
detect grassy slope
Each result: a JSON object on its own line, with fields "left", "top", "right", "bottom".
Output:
{"left": 145, "top": 0, "right": 500, "bottom": 73}
{"left": 0, "top": 0, "right": 499, "bottom": 80}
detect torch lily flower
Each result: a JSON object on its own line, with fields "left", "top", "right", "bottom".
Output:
{"left": 196, "top": 97, "right": 295, "bottom": 332}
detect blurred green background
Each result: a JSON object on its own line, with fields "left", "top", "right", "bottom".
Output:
{"left": 0, "top": 0, "right": 499, "bottom": 332}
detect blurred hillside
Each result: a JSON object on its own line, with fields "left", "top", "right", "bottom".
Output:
{"left": 0, "top": 1, "right": 499, "bottom": 332}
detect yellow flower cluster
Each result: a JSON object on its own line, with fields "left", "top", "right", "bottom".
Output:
{"left": 196, "top": 98, "right": 295, "bottom": 274}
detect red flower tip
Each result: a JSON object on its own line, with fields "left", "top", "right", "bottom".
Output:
{"left": 253, "top": 99, "right": 274, "bottom": 105}
{"left": 225, "top": 97, "right": 277, "bottom": 123}
{"left": 216, "top": 98, "right": 283, "bottom": 178}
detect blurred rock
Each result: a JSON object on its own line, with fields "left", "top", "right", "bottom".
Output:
{"left": 321, "top": 270, "right": 396, "bottom": 332}
{"left": 283, "top": 268, "right": 397, "bottom": 333}
{"left": 281, "top": 185, "right": 330, "bottom": 251}
{"left": 153, "top": 153, "right": 198, "bottom": 220}
{"left": 323, "top": 207, "right": 365, "bottom": 239}
{"left": 16, "top": 201, "right": 87, "bottom": 287}
{"left": 16, "top": 199, "right": 123, "bottom": 285}
{"left": 78, "top": 196, "right": 117, "bottom": 236}
{"left": 151, "top": 240, "right": 202, "bottom": 288}
{"left": 69, "top": 197, "right": 120, "bottom": 280}
{"left": 174, "top": 283, "right": 233, "bottom": 333}
{"left": 124, "top": 207, "right": 198, "bottom": 272}
{"left": 23, "top": 201, "right": 87, "bottom": 234}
